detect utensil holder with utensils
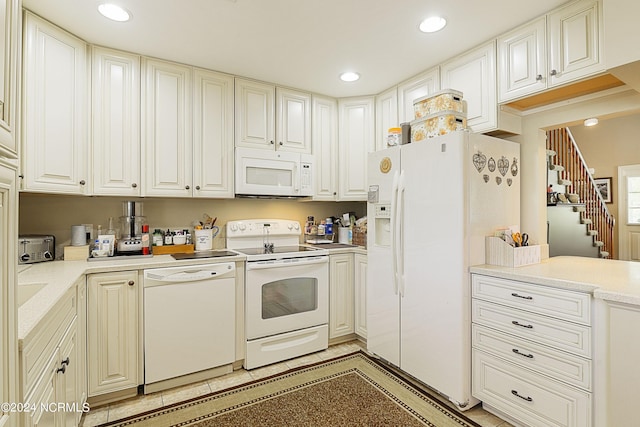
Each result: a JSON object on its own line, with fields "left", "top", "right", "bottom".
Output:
{"left": 485, "top": 236, "right": 540, "bottom": 267}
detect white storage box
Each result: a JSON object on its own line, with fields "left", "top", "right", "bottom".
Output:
{"left": 410, "top": 111, "right": 467, "bottom": 142}
{"left": 413, "top": 88, "right": 464, "bottom": 119}
{"left": 485, "top": 236, "right": 540, "bottom": 267}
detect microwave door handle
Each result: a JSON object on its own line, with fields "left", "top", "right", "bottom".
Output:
{"left": 293, "top": 162, "right": 300, "bottom": 193}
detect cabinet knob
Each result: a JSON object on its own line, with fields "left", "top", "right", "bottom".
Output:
{"left": 79, "top": 180, "right": 86, "bottom": 185}
{"left": 18, "top": 174, "right": 24, "bottom": 179}
{"left": 128, "top": 280, "right": 135, "bottom": 286}
{"left": 56, "top": 365, "right": 66, "bottom": 374}
{"left": 195, "top": 185, "right": 201, "bottom": 190}
{"left": 550, "top": 69, "right": 557, "bottom": 76}
{"left": 333, "top": 192, "right": 337, "bottom": 196}
{"left": 61, "top": 357, "right": 70, "bottom": 366}
{"left": 536, "top": 74, "right": 543, "bottom": 81}
{"left": 269, "top": 140, "right": 274, "bottom": 145}
{"left": 185, "top": 185, "right": 190, "bottom": 190}
{"left": 131, "top": 183, "right": 137, "bottom": 188}
{"left": 279, "top": 141, "right": 283, "bottom": 146}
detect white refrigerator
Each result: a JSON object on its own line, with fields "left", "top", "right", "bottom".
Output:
{"left": 366, "top": 130, "right": 520, "bottom": 410}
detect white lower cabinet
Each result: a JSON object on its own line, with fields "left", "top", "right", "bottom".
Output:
{"left": 329, "top": 253, "right": 354, "bottom": 339}
{"left": 20, "top": 281, "right": 85, "bottom": 427}
{"left": 87, "top": 271, "right": 139, "bottom": 399}
{"left": 471, "top": 274, "right": 592, "bottom": 427}
{"left": 354, "top": 253, "right": 367, "bottom": 338}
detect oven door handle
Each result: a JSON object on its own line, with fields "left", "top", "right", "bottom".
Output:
{"left": 246, "top": 257, "right": 328, "bottom": 270}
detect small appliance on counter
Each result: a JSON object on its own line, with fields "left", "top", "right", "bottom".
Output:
{"left": 117, "top": 201, "right": 146, "bottom": 254}
{"left": 18, "top": 235, "right": 55, "bottom": 264}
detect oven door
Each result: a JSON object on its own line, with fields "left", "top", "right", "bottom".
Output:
{"left": 245, "top": 255, "right": 328, "bottom": 340}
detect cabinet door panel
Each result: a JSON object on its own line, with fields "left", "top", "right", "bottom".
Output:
{"left": 235, "top": 78, "right": 274, "bottom": 149}
{"left": 441, "top": 41, "right": 497, "bottom": 133}
{"left": 0, "top": 0, "right": 19, "bottom": 157}
{"left": 338, "top": 97, "right": 374, "bottom": 201}
{"left": 142, "top": 59, "right": 192, "bottom": 196}
{"left": 88, "top": 272, "right": 138, "bottom": 396}
{"left": 193, "top": 68, "right": 234, "bottom": 198}
{"left": 23, "top": 12, "right": 88, "bottom": 194}
{"left": 548, "top": 0, "right": 603, "bottom": 86}
{"left": 312, "top": 95, "right": 337, "bottom": 200}
{"left": 397, "top": 67, "right": 439, "bottom": 124}
{"left": 329, "top": 254, "right": 354, "bottom": 338}
{"left": 276, "top": 87, "right": 310, "bottom": 153}
{"left": 375, "top": 87, "right": 398, "bottom": 151}
{"left": 92, "top": 47, "right": 140, "bottom": 196}
{"left": 498, "top": 17, "right": 546, "bottom": 102}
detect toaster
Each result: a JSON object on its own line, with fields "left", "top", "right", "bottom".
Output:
{"left": 18, "top": 235, "right": 55, "bottom": 264}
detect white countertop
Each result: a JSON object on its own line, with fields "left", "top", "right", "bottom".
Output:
{"left": 17, "top": 253, "right": 246, "bottom": 342}
{"left": 470, "top": 256, "right": 640, "bottom": 305}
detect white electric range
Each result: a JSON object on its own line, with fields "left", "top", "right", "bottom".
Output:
{"left": 226, "top": 219, "right": 329, "bottom": 369}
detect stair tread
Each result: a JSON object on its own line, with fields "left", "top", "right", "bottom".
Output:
{"left": 594, "top": 241, "right": 604, "bottom": 247}
{"left": 546, "top": 149, "right": 557, "bottom": 157}
{"left": 599, "top": 251, "right": 610, "bottom": 258}
{"left": 549, "top": 164, "right": 565, "bottom": 171}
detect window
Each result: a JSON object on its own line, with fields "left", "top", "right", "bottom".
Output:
{"left": 628, "top": 176, "right": 640, "bottom": 224}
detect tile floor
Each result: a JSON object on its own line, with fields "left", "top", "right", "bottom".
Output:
{"left": 80, "top": 341, "right": 512, "bottom": 427}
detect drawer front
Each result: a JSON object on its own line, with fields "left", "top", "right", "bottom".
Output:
{"left": 473, "top": 350, "right": 591, "bottom": 427}
{"left": 21, "top": 287, "right": 77, "bottom": 394}
{"left": 472, "top": 299, "right": 591, "bottom": 358}
{"left": 472, "top": 275, "right": 591, "bottom": 325}
{"left": 472, "top": 324, "right": 591, "bottom": 390}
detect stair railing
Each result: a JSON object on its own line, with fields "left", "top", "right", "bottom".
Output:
{"left": 546, "top": 127, "right": 616, "bottom": 258}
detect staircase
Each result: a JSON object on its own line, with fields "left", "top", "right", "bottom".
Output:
{"left": 546, "top": 128, "right": 615, "bottom": 259}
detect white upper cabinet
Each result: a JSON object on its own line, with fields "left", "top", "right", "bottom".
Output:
{"left": 312, "top": 95, "right": 338, "bottom": 201}
{"left": 0, "top": 0, "right": 19, "bottom": 158}
{"left": 235, "top": 78, "right": 310, "bottom": 153}
{"left": 441, "top": 41, "right": 498, "bottom": 133}
{"left": 276, "top": 87, "right": 311, "bottom": 153}
{"left": 547, "top": 0, "right": 603, "bottom": 86}
{"left": 92, "top": 47, "right": 141, "bottom": 196}
{"left": 141, "top": 58, "right": 193, "bottom": 197}
{"left": 338, "top": 97, "right": 374, "bottom": 201}
{"left": 397, "top": 67, "right": 440, "bottom": 124}
{"left": 235, "top": 78, "right": 274, "bottom": 150}
{"left": 22, "top": 12, "right": 89, "bottom": 194}
{"left": 192, "top": 68, "right": 234, "bottom": 198}
{"left": 498, "top": 17, "right": 547, "bottom": 102}
{"left": 498, "top": 0, "right": 604, "bottom": 102}
{"left": 375, "top": 86, "right": 398, "bottom": 152}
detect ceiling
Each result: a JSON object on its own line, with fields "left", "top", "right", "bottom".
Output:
{"left": 23, "top": 0, "right": 570, "bottom": 98}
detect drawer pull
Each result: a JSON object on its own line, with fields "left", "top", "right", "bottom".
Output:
{"left": 512, "top": 348, "right": 534, "bottom": 358}
{"left": 512, "top": 320, "right": 533, "bottom": 329}
{"left": 511, "top": 292, "right": 533, "bottom": 300}
{"left": 511, "top": 389, "right": 533, "bottom": 402}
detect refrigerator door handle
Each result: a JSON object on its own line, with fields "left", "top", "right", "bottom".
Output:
{"left": 390, "top": 170, "right": 400, "bottom": 295}
{"left": 397, "top": 170, "right": 406, "bottom": 297}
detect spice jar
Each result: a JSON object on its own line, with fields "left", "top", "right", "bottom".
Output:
{"left": 387, "top": 127, "right": 402, "bottom": 147}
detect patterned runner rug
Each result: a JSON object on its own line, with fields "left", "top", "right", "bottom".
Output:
{"left": 99, "top": 351, "right": 481, "bottom": 427}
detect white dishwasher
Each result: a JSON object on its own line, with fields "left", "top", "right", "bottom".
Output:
{"left": 143, "top": 262, "right": 236, "bottom": 392}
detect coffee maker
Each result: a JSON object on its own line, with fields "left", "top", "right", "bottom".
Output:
{"left": 117, "top": 201, "right": 146, "bottom": 254}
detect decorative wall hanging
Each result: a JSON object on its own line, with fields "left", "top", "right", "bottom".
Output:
{"left": 483, "top": 174, "right": 489, "bottom": 183}
{"left": 473, "top": 151, "right": 487, "bottom": 173}
{"left": 511, "top": 158, "right": 519, "bottom": 176}
{"left": 497, "top": 156, "right": 509, "bottom": 176}
{"left": 496, "top": 176, "right": 502, "bottom": 185}
{"left": 507, "top": 178, "right": 513, "bottom": 186}
{"left": 487, "top": 157, "right": 496, "bottom": 172}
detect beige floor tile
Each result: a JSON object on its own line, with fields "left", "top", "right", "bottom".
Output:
{"left": 317, "top": 342, "right": 362, "bottom": 360}
{"left": 107, "top": 393, "right": 164, "bottom": 422}
{"left": 247, "top": 361, "right": 289, "bottom": 380}
{"left": 161, "top": 380, "right": 212, "bottom": 406}
{"left": 208, "top": 369, "right": 254, "bottom": 391}
{"left": 79, "top": 406, "right": 108, "bottom": 427}
{"left": 285, "top": 352, "right": 324, "bottom": 368}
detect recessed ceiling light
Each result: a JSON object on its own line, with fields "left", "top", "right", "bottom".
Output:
{"left": 584, "top": 118, "right": 599, "bottom": 127}
{"left": 98, "top": 3, "right": 131, "bottom": 22}
{"left": 340, "top": 72, "right": 360, "bottom": 82}
{"left": 419, "top": 16, "right": 447, "bottom": 33}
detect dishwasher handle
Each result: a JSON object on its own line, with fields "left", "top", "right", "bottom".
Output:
{"left": 146, "top": 270, "right": 219, "bottom": 283}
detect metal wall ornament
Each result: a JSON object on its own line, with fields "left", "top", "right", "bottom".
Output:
{"left": 487, "top": 157, "right": 496, "bottom": 172}
{"left": 483, "top": 174, "right": 490, "bottom": 183}
{"left": 511, "top": 158, "right": 519, "bottom": 176}
{"left": 496, "top": 176, "right": 502, "bottom": 185}
{"left": 473, "top": 151, "right": 487, "bottom": 173}
{"left": 497, "top": 156, "right": 509, "bottom": 176}
{"left": 507, "top": 178, "right": 513, "bottom": 186}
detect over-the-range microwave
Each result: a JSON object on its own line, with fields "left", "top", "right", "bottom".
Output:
{"left": 235, "top": 147, "right": 313, "bottom": 197}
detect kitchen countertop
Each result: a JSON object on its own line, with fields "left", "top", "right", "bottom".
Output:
{"left": 17, "top": 252, "right": 247, "bottom": 343}
{"left": 17, "top": 245, "right": 368, "bottom": 343}
{"left": 471, "top": 256, "right": 640, "bottom": 306}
